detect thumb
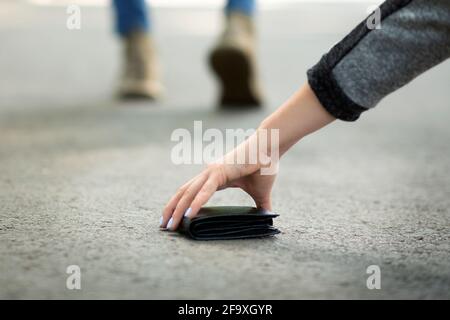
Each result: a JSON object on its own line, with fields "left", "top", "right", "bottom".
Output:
{"left": 253, "top": 196, "right": 272, "bottom": 211}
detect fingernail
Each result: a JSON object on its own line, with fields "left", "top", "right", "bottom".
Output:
{"left": 159, "top": 216, "right": 164, "bottom": 227}
{"left": 167, "top": 217, "right": 174, "bottom": 230}
{"left": 184, "top": 207, "right": 192, "bottom": 218}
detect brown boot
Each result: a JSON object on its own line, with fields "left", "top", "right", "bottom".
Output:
{"left": 118, "top": 31, "right": 163, "bottom": 100}
{"left": 209, "top": 12, "right": 263, "bottom": 107}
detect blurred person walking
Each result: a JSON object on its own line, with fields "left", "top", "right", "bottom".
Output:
{"left": 112, "top": 0, "right": 262, "bottom": 106}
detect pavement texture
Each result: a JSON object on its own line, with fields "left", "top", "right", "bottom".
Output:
{"left": 0, "top": 1, "right": 449, "bottom": 299}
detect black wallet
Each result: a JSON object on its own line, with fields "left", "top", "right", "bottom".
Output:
{"left": 178, "top": 206, "right": 280, "bottom": 240}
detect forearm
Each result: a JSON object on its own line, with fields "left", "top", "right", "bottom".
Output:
{"left": 222, "top": 0, "right": 450, "bottom": 179}
{"left": 259, "top": 83, "right": 335, "bottom": 157}
{"left": 218, "top": 83, "right": 334, "bottom": 180}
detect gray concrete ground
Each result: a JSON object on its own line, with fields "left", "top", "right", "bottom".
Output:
{"left": 0, "top": 1, "right": 449, "bottom": 299}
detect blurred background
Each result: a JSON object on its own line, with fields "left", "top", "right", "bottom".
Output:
{"left": 1, "top": 0, "right": 387, "bottom": 110}
{"left": 1, "top": 0, "right": 449, "bottom": 299}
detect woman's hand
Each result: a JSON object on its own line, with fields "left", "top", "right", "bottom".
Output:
{"left": 160, "top": 162, "right": 276, "bottom": 231}
{"left": 160, "top": 83, "right": 335, "bottom": 231}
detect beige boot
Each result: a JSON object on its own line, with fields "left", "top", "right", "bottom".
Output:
{"left": 209, "top": 12, "right": 263, "bottom": 107}
{"left": 118, "top": 31, "right": 163, "bottom": 100}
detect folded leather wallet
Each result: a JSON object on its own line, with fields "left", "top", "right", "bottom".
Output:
{"left": 178, "top": 206, "right": 280, "bottom": 240}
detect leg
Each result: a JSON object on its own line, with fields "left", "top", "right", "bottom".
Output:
{"left": 209, "top": 0, "right": 262, "bottom": 107}
{"left": 112, "top": 0, "right": 163, "bottom": 100}
{"left": 112, "top": 0, "right": 150, "bottom": 36}
{"left": 225, "top": 0, "right": 255, "bottom": 16}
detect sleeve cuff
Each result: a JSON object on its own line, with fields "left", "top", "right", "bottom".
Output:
{"left": 307, "top": 63, "right": 368, "bottom": 122}
{"left": 306, "top": 0, "right": 414, "bottom": 121}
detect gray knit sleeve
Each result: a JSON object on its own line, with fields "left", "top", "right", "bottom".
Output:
{"left": 307, "top": 0, "right": 450, "bottom": 121}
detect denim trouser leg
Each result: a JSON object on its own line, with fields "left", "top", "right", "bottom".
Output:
{"left": 112, "top": 0, "right": 255, "bottom": 37}
{"left": 225, "top": 0, "right": 256, "bottom": 16}
{"left": 112, "top": 0, "right": 150, "bottom": 36}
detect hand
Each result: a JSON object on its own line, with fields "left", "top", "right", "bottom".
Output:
{"left": 160, "top": 162, "right": 276, "bottom": 231}
{"left": 160, "top": 83, "right": 335, "bottom": 231}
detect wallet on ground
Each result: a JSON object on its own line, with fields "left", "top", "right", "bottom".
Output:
{"left": 178, "top": 206, "right": 280, "bottom": 240}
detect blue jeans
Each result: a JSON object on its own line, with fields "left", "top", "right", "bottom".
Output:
{"left": 113, "top": 0, "right": 256, "bottom": 36}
